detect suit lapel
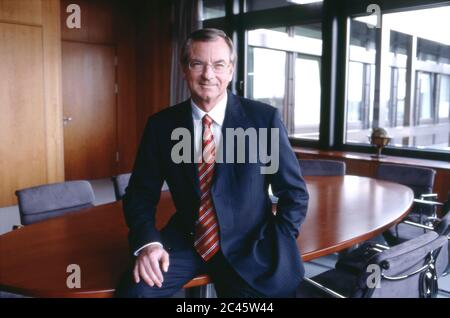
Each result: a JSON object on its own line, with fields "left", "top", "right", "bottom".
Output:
{"left": 212, "top": 92, "right": 251, "bottom": 196}
{"left": 177, "top": 100, "right": 201, "bottom": 197}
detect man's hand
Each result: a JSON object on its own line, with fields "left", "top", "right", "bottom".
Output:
{"left": 133, "top": 244, "right": 169, "bottom": 287}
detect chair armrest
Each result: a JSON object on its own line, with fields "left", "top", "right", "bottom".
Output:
{"left": 402, "top": 220, "right": 435, "bottom": 231}
{"left": 413, "top": 199, "right": 444, "bottom": 206}
{"left": 425, "top": 216, "right": 442, "bottom": 222}
{"left": 420, "top": 193, "right": 438, "bottom": 199}
{"left": 381, "top": 259, "right": 437, "bottom": 282}
{"left": 420, "top": 193, "right": 437, "bottom": 200}
{"left": 373, "top": 243, "right": 390, "bottom": 250}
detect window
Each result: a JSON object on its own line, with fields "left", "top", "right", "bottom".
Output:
{"left": 439, "top": 75, "right": 450, "bottom": 121}
{"left": 346, "top": 19, "right": 376, "bottom": 143}
{"left": 390, "top": 67, "right": 407, "bottom": 128}
{"left": 199, "top": 0, "right": 449, "bottom": 159}
{"left": 247, "top": 46, "right": 287, "bottom": 113}
{"left": 294, "top": 55, "right": 321, "bottom": 139}
{"left": 387, "top": 31, "right": 408, "bottom": 130}
{"left": 200, "top": 0, "right": 226, "bottom": 20}
{"left": 416, "top": 72, "right": 433, "bottom": 123}
{"left": 246, "top": 24, "right": 322, "bottom": 140}
{"left": 245, "top": 0, "right": 322, "bottom": 12}
{"left": 245, "top": 0, "right": 293, "bottom": 12}
{"left": 346, "top": 6, "right": 450, "bottom": 151}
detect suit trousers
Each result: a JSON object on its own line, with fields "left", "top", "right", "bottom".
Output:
{"left": 115, "top": 247, "right": 267, "bottom": 298}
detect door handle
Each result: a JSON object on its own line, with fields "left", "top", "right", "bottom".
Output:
{"left": 63, "top": 116, "right": 72, "bottom": 125}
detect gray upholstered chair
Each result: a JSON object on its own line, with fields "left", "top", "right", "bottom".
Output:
{"left": 112, "top": 173, "right": 132, "bottom": 201}
{"left": 296, "top": 231, "right": 449, "bottom": 298}
{"left": 15, "top": 180, "right": 95, "bottom": 225}
{"left": 112, "top": 173, "right": 169, "bottom": 201}
{"left": 299, "top": 159, "right": 346, "bottom": 176}
{"left": 377, "top": 163, "right": 436, "bottom": 220}
{"left": 376, "top": 164, "right": 437, "bottom": 245}
{"left": 270, "top": 158, "right": 343, "bottom": 203}
{"left": 0, "top": 291, "right": 29, "bottom": 299}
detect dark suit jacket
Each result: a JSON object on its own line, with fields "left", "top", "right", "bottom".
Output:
{"left": 123, "top": 91, "right": 309, "bottom": 297}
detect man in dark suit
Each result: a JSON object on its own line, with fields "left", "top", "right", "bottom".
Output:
{"left": 116, "top": 28, "right": 309, "bottom": 298}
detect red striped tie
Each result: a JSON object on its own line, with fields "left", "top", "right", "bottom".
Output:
{"left": 194, "top": 114, "right": 220, "bottom": 261}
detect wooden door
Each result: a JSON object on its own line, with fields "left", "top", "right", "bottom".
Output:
{"left": 62, "top": 41, "right": 118, "bottom": 180}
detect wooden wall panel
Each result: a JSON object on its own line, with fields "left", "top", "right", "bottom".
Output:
{"left": 0, "top": 23, "right": 48, "bottom": 205}
{"left": 87, "top": 0, "right": 114, "bottom": 43}
{"left": 60, "top": 0, "right": 87, "bottom": 41}
{"left": 116, "top": 1, "right": 137, "bottom": 173}
{"left": 0, "top": 0, "right": 42, "bottom": 25}
{"left": 60, "top": 0, "right": 114, "bottom": 44}
{"left": 116, "top": 0, "right": 172, "bottom": 172}
{"left": 0, "top": 0, "right": 63, "bottom": 207}
{"left": 42, "top": 0, "right": 65, "bottom": 183}
{"left": 135, "top": 0, "right": 172, "bottom": 142}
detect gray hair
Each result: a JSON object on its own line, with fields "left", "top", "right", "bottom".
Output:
{"left": 180, "top": 28, "right": 236, "bottom": 67}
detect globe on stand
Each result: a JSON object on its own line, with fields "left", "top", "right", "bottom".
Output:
{"left": 369, "top": 128, "right": 391, "bottom": 158}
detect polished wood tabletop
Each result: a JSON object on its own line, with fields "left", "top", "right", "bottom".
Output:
{"left": 0, "top": 176, "right": 413, "bottom": 297}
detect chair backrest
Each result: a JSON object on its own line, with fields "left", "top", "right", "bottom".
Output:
{"left": 15, "top": 181, "right": 95, "bottom": 225}
{"left": 376, "top": 163, "right": 436, "bottom": 198}
{"left": 112, "top": 173, "right": 169, "bottom": 201}
{"left": 299, "top": 159, "right": 346, "bottom": 176}
{"left": 112, "top": 173, "right": 132, "bottom": 201}
{"left": 351, "top": 231, "right": 449, "bottom": 298}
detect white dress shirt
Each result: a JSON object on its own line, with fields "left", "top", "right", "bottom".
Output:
{"left": 133, "top": 94, "right": 228, "bottom": 256}
{"left": 191, "top": 94, "right": 227, "bottom": 160}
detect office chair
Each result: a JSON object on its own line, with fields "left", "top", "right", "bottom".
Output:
{"left": 111, "top": 173, "right": 169, "bottom": 201}
{"left": 0, "top": 291, "right": 29, "bottom": 299}
{"left": 377, "top": 164, "right": 436, "bottom": 224}
{"left": 376, "top": 164, "right": 437, "bottom": 246}
{"left": 15, "top": 180, "right": 95, "bottom": 225}
{"left": 298, "top": 159, "right": 346, "bottom": 176}
{"left": 296, "top": 159, "right": 347, "bottom": 258}
{"left": 296, "top": 231, "right": 449, "bottom": 298}
{"left": 337, "top": 192, "right": 450, "bottom": 296}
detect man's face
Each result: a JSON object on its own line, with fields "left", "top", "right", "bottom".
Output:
{"left": 183, "top": 38, "right": 234, "bottom": 111}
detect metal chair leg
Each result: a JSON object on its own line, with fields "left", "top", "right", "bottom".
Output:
{"left": 185, "top": 283, "right": 214, "bottom": 298}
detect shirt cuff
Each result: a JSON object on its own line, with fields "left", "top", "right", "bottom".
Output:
{"left": 134, "top": 242, "right": 163, "bottom": 257}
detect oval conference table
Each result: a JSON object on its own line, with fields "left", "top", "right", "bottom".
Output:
{"left": 0, "top": 176, "right": 414, "bottom": 297}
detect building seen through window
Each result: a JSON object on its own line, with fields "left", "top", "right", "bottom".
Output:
{"left": 246, "top": 25, "right": 322, "bottom": 140}
{"left": 200, "top": 0, "right": 226, "bottom": 20}
{"left": 348, "top": 6, "right": 450, "bottom": 151}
